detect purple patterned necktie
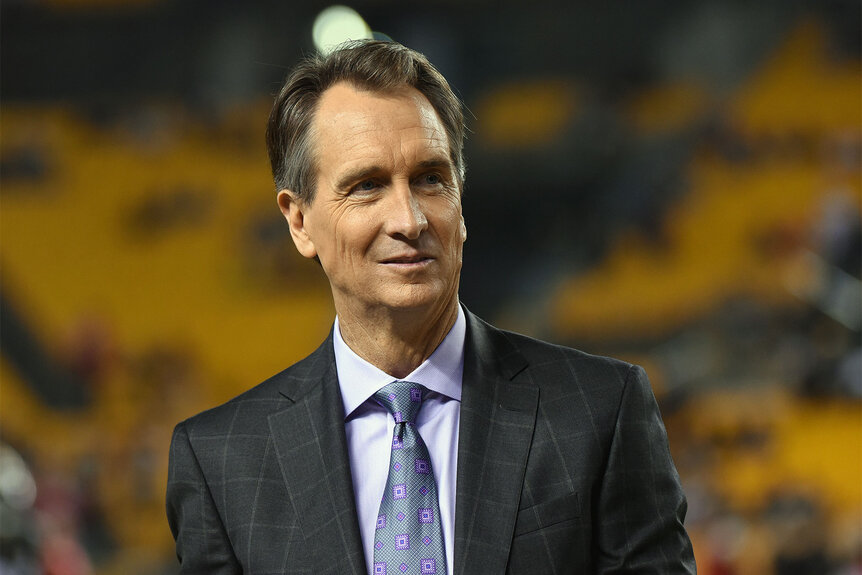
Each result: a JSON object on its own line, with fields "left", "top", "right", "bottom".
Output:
{"left": 372, "top": 381, "right": 446, "bottom": 575}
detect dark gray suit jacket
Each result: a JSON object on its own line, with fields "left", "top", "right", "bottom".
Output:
{"left": 166, "top": 309, "right": 696, "bottom": 574}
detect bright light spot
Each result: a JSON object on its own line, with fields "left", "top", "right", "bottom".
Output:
{"left": 312, "top": 5, "right": 372, "bottom": 55}
{"left": 0, "top": 445, "right": 37, "bottom": 510}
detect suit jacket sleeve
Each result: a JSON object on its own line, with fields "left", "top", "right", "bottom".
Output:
{"left": 166, "top": 420, "right": 242, "bottom": 574}
{"left": 594, "top": 365, "right": 696, "bottom": 574}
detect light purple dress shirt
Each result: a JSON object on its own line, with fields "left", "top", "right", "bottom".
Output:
{"left": 334, "top": 306, "right": 465, "bottom": 575}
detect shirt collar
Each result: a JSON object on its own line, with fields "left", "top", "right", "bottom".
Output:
{"left": 334, "top": 305, "right": 466, "bottom": 420}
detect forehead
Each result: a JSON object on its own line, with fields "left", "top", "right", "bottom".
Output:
{"left": 311, "top": 82, "right": 450, "bottom": 174}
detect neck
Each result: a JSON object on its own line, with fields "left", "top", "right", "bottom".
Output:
{"left": 336, "top": 299, "right": 460, "bottom": 379}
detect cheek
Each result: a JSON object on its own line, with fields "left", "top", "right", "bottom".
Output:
{"left": 431, "top": 218, "right": 466, "bottom": 264}
{"left": 437, "top": 203, "right": 466, "bottom": 248}
{"left": 331, "top": 212, "right": 378, "bottom": 258}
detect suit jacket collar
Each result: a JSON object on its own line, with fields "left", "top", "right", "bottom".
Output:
{"left": 454, "top": 310, "right": 538, "bottom": 574}
{"left": 268, "top": 330, "right": 367, "bottom": 574}
{"left": 266, "top": 309, "right": 538, "bottom": 575}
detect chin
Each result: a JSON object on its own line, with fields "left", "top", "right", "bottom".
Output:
{"left": 380, "top": 284, "right": 449, "bottom": 311}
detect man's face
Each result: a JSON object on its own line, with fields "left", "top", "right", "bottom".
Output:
{"left": 278, "top": 82, "right": 466, "bottom": 317}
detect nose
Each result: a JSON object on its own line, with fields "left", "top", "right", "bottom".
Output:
{"left": 384, "top": 181, "right": 427, "bottom": 240}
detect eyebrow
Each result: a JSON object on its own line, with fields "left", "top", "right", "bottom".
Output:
{"left": 333, "top": 157, "right": 454, "bottom": 191}
{"left": 334, "top": 165, "right": 384, "bottom": 192}
{"left": 416, "top": 158, "right": 453, "bottom": 171}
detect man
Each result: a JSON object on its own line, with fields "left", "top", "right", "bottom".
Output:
{"left": 166, "top": 40, "right": 696, "bottom": 574}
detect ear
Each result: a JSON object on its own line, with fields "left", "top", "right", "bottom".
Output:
{"left": 277, "top": 189, "right": 318, "bottom": 259}
{"left": 460, "top": 213, "right": 467, "bottom": 243}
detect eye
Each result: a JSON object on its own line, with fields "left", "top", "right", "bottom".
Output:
{"left": 415, "top": 172, "right": 446, "bottom": 188}
{"left": 351, "top": 179, "right": 378, "bottom": 194}
{"left": 423, "top": 173, "right": 441, "bottom": 185}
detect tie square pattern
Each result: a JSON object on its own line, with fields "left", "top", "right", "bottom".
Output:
{"left": 373, "top": 381, "right": 447, "bottom": 575}
{"left": 395, "top": 534, "right": 410, "bottom": 550}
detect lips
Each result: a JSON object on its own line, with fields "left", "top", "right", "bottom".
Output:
{"left": 381, "top": 253, "right": 433, "bottom": 264}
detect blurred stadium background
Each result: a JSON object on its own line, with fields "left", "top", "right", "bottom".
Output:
{"left": 1, "top": 0, "right": 860, "bottom": 573}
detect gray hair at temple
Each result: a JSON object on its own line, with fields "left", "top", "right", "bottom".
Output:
{"left": 265, "top": 39, "right": 466, "bottom": 204}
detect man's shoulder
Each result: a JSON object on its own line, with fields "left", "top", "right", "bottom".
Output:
{"left": 470, "top": 313, "right": 657, "bottom": 436}
{"left": 468, "top": 310, "right": 635, "bottom": 384}
{"left": 506, "top": 327, "right": 637, "bottom": 396}
{"left": 175, "top": 333, "right": 335, "bottom": 438}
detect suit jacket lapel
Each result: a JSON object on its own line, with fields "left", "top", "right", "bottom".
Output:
{"left": 267, "top": 335, "right": 366, "bottom": 574}
{"left": 454, "top": 310, "right": 538, "bottom": 574}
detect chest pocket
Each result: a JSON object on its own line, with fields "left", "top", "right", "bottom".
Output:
{"left": 513, "top": 491, "right": 580, "bottom": 536}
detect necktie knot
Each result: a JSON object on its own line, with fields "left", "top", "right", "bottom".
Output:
{"left": 374, "top": 381, "right": 425, "bottom": 424}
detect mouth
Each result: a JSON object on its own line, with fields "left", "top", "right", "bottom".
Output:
{"left": 380, "top": 254, "right": 434, "bottom": 266}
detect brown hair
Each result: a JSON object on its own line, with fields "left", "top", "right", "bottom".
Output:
{"left": 265, "top": 40, "right": 465, "bottom": 204}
